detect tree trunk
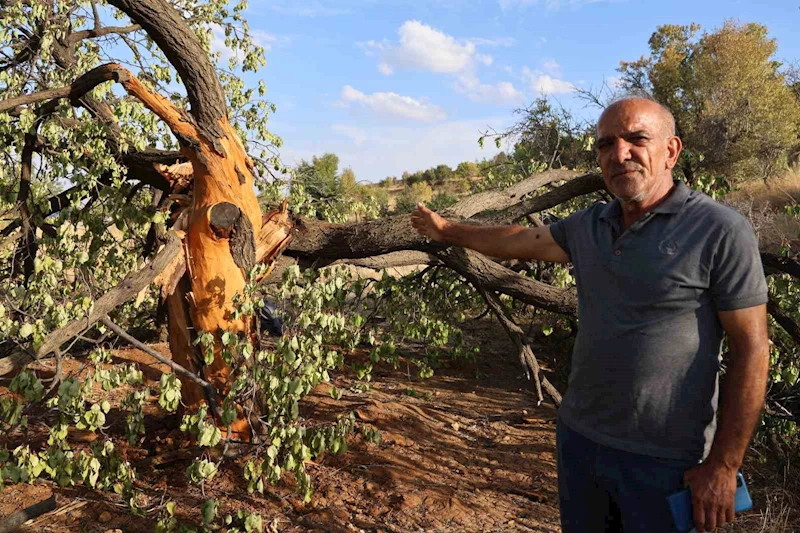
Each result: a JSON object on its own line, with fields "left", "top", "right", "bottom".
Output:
{"left": 103, "top": 0, "right": 294, "bottom": 434}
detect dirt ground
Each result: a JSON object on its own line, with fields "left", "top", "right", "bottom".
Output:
{"left": 1, "top": 318, "right": 798, "bottom": 532}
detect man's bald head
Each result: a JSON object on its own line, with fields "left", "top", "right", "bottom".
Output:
{"left": 598, "top": 96, "right": 676, "bottom": 138}
{"left": 594, "top": 94, "right": 683, "bottom": 207}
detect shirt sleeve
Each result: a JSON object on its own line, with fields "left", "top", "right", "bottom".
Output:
{"left": 548, "top": 216, "right": 572, "bottom": 261}
{"left": 710, "top": 220, "right": 769, "bottom": 311}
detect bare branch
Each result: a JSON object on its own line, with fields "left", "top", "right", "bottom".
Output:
{"left": 101, "top": 317, "right": 223, "bottom": 420}
{"left": 477, "top": 287, "right": 562, "bottom": 406}
{"left": 0, "top": 63, "right": 127, "bottom": 113}
{"left": 17, "top": 133, "right": 37, "bottom": 284}
{"left": 91, "top": 0, "right": 101, "bottom": 31}
{"left": 762, "top": 253, "right": 800, "bottom": 279}
{"left": 477, "top": 173, "right": 605, "bottom": 225}
{"left": 768, "top": 299, "right": 800, "bottom": 346}
{"left": 0, "top": 495, "right": 57, "bottom": 533}
{"left": 69, "top": 25, "right": 142, "bottom": 43}
{"left": 445, "top": 168, "right": 581, "bottom": 219}
{"left": 435, "top": 247, "right": 577, "bottom": 316}
{"left": 287, "top": 173, "right": 606, "bottom": 261}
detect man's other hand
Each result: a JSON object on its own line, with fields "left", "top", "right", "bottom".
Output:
{"left": 411, "top": 203, "right": 448, "bottom": 242}
{"left": 683, "top": 461, "right": 737, "bottom": 532}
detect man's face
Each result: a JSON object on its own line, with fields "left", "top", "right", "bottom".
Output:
{"left": 595, "top": 99, "right": 680, "bottom": 203}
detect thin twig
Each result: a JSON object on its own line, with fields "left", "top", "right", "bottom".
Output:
{"left": 100, "top": 317, "right": 223, "bottom": 421}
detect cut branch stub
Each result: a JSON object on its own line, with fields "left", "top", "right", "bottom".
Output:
{"left": 209, "top": 202, "right": 257, "bottom": 273}
{"left": 209, "top": 202, "right": 242, "bottom": 239}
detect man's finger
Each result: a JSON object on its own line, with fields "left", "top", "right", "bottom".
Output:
{"left": 718, "top": 508, "right": 728, "bottom": 529}
{"left": 705, "top": 505, "right": 717, "bottom": 531}
{"left": 416, "top": 202, "right": 431, "bottom": 213}
{"left": 693, "top": 499, "right": 705, "bottom": 532}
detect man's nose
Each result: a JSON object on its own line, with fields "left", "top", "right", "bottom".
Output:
{"left": 611, "top": 139, "right": 632, "bottom": 163}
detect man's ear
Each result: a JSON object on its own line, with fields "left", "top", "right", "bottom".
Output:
{"left": 665, "top": 136, "right": 683, "bottom": 170}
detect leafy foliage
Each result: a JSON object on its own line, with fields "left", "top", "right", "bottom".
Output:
{"left": 618, "top": 21, "right": 800, "bottom": 183}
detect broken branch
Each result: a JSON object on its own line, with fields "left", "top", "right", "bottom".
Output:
{"left": 100, "top": 317, "right": 223, "bottom": 420}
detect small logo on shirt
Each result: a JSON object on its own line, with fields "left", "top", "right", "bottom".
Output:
{"left": 658, "top": 239, "right": 679, "bottom": 255}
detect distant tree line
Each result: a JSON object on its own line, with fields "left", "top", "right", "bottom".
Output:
{"left": 292, "top": 21, "right": 800, "bottom": 220}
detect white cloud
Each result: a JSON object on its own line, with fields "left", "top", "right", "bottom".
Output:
{"left": 331, "top": 124, "right": 368, "bottom": 146}
{"left": 338, "top": 85, "right": 447, "bottom": 122}
{"left": 542, "top": 59, "right": 561, "bottom": 75}
{"left": 361, "top": 21, "right": 502, "bottom": 75}
{"left": 358, "top": 21, "right": 522, "bottom": 108}
{"left": 522, "top": 67, "right": 575, "bottom": 94}
{"left": 358, "top": 39, "right": 387, "bottom": 57}
{"left": 389, "top": 20, "right": 475, "bottom": 73}
{"left": 468, "top": 37, "right": 517, "bottom": 47}
{"left": 476, "top": 53, "right": 494, "bottom": 66}
{"left": 455, "top": 74, "right": 525, "bottom": 105}
{"left": 531, "top": 75, "right": 575, "bottom": 94}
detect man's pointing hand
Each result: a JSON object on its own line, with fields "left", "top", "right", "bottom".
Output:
{"left": 410, "top": 202, "right": 448, "bottom": 242}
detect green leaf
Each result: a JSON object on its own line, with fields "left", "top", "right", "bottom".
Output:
{"left": 19, "top": 323, "right": 34, "bottom": 339}
{"left": 204, "top": 347, "right": 214, "bottom": 366}
{"left": 221, "top": 331, "right": 236, "bottom": 346}
{"left": 202, "top": 499, "right": 219, "bottom": 524}
{"left": 244, "top": 513, "right": 263, "bottom": 533}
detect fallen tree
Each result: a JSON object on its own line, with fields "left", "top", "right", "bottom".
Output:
{"left": 1, "top": 1, "right": 799, "bottom": 522}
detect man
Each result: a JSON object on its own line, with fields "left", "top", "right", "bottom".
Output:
{"left": 410, "top": 96, "right": 770, "bottom": 533}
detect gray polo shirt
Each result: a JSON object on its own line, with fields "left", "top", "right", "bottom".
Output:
{"left": 549, "top": 180, "right": 768, "bottom": 461}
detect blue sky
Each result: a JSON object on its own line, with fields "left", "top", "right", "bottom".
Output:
{"left": 233, "top": 0, "right": 800, "bottom": 183}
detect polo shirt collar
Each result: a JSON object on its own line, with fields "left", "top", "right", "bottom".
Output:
{"left": 599, "top": 179, "right": 689, "bottom": 221}
{"left": 599, "top": 198, "right": 620, "bottom": 222}
{"left": 651, "top": 180, "right": 690, "bottom": 214}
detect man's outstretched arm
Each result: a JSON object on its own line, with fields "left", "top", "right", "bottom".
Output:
{"left": 410, "top": 203, "right": 570, "bottom": 263}
{"left": 684, "top": 304, "right": 770, "bottom": 532}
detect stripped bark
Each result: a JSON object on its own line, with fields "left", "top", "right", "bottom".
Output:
{"left": 165, "top": 275, "right": 206, "bottom": 409}
{"left": 334, "top": 251, "right": 438, "bottom": 270}
{"left": 107, "top": 0, "right": 228, "bottom": 150}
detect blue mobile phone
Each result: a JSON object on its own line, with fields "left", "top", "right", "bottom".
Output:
{"left": 667, "top": 472, "right": 752, "bottom": 533}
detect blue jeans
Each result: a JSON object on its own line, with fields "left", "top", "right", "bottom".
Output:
{"left": 557, "top": 418, "right": 699, "bottom": 533}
